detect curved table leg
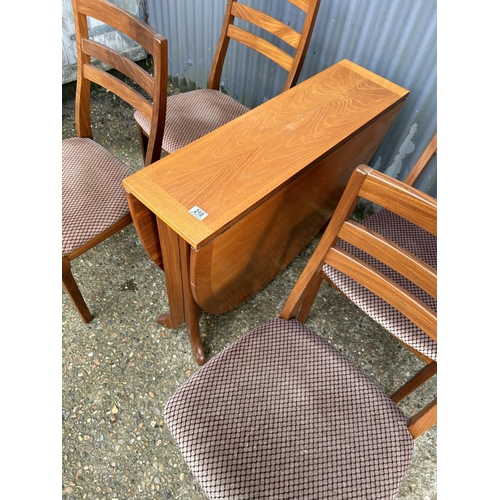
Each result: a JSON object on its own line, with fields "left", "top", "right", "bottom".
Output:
{"left": 179, "top": 238, "right": 205, "bottom": 365}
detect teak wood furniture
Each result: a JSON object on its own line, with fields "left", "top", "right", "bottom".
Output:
{"left": 282, "top": 135, "right": 437, "bottom": 435}
{"left": 164, "top": 164, "right": 437, "bottom": 499}
{"left": 62, "top": 0, "right": 168, "bottom": 322}
{"left": 123, "top": 59, "right": 409, "bottom": 364}
{"left": 305, "top": 133, "right": 437, "bottom": 436}
{"left": 134, "top": 0, "right": 321, "bottom": 156}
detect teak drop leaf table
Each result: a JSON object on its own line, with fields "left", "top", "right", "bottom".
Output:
{"left": 123, "top": 59, "right": 409, "bottom": 365}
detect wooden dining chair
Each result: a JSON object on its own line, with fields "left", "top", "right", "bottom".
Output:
{"left": 304, "top": 134, "right": 438, "bottom": 406}
{"left": 164, "top": 164, "right": 437, "bottom": 499}
{"left": 134, "top": 0, "right": 321, "bottom": 156}
{"left": 62, "top": 0, "right": 168, "bottom": 322}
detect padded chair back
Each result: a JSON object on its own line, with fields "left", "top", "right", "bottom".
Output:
{"left": 208, "top": 0, "right": 321, "bottom": 92}
{"left": 72, "top": 0, "right": 168, "bottom": 166}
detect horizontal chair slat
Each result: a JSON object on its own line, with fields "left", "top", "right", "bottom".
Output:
{"left": 338, "top": 220, "right": 437, "bottom": 299}
{"left": 231, "top": 2, "right": 302, "bottom": 48}
{"left": 82, "top": 39, "right": 155, "bottom": 96}
{"left": 227, "top": 25, "right": 294, "bottom": 71}
{"left": 288, "top": 0, "right": 311, "bottom": 12}
{"left": 359, "top": 172, "right": 437, "bottom": 236}
{"left": 77, "top": 0, "right": 162, "bottom": 54}
{"left": 325, "top": 247, "right": 437, "bottom": 342}
{"left": 83, "top": 64, "right": 153, "bottom": 121}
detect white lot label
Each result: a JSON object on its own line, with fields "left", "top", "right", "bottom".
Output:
{"left": 189, "top": 206, "right": 208, "bottom": 220}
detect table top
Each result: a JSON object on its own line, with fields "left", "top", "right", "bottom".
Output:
{"left": 123, "top": 59, "right": 408, "bottom": 249}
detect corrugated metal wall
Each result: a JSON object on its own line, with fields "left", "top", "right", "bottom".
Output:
{"left": 145, "top": 0, "right": 437, "bottom": 196}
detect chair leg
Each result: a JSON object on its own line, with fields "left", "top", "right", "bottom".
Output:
{"left": 391, "top": 360, "right": 437, "bottom": 404}
{"left": 136, "top": 123, "right": 149, "bottom": 163}
{"left": 62, "top": 256, "right": 93, "bottom": 323}
{"left": 408, "top": 398, "right": 437, "bottom": 438}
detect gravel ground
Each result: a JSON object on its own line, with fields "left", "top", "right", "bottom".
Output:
{"left": 62, "top": 83, "right": 437, "bottom": 500}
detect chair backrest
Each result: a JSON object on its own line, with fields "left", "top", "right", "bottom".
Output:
{"left": 208, "top": 0, "right": 321, "bottom": 93}
{"left": 404, "top": 133, "right": 437, "bottom": 186}
{"left": 71, "top": 0, "right": 168, "bottom": 166}
{"left": 281, "top": 164, "right": 437, "bottom": 436}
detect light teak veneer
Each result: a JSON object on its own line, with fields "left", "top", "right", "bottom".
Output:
{"left": 123, "top": 59, "right": 409, "bottom": 365}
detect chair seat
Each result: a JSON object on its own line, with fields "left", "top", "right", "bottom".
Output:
{"left": 134, "top": 89, "right": 249, "bottom": 154}
{"left": 165, "top": 318, "right": 414, "bottom": 500}
{"left": 324, "top": 208, "right": 437, "bottom": 361}
{"left": 62, "top": 137, "right": 135, "bottom": 256}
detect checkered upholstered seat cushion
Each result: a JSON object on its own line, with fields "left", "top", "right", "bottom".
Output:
{"left": 134, "top": 89, "right": 249, "bottom": 154}
{"left": 324, "top": 208, "right": 437, "bottom": 361}
{"left": 62, "top": 137, "right": 134, "bottom": 256}
{"left": 165, "top": 318, "right": 414, "bottom": 500}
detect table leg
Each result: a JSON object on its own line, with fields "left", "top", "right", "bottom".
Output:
{"left": 178, "top": 238, "right": 206, "bottom": 366}
{"left": 156, "top": 219, "right": 206, "bottom": 365}
{"left": 156, "top": 218, "right": 185, "bottom": 328}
